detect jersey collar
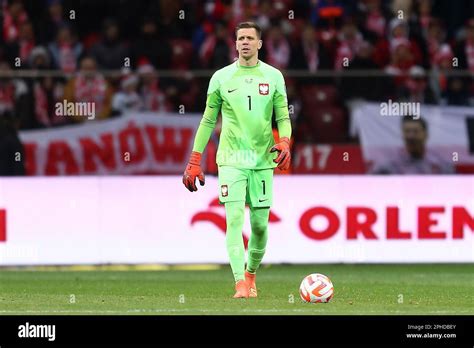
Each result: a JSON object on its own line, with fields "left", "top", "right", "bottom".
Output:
{"left": 236, "top": 60, "right": 260, "bottom": 69}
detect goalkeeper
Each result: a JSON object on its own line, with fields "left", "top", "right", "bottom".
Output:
{"left": 182, "top": 22, "right": 292, "bottom": 299}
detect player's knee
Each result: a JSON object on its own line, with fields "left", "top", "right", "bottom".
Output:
{"left": 225, "top": 203, "right": 245, "bottom": 231}
{"left": 250, "top": 220, "right": 268, "bottom": 235}
{"left": 227, "top": 214, "right": 244, "bottom": 231}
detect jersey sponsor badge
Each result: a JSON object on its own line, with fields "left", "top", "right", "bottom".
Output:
{"left": 221, "top": 185, "right": 229, "bottom": 197}
{"left": 259, "top": 83, "right": 269, "bottom": 95}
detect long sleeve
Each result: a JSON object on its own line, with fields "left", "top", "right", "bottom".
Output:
{"left": 273, "top": 71, "right": 292, "bottom": 139}
{"left": 192, "top": 72, "right": 222, "bottom": 153}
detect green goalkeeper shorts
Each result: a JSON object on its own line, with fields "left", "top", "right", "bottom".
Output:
{"left": 218, "top": 166, "right": 274, "bottom": 208}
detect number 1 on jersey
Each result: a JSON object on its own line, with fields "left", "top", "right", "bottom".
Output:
{"left": 247, "top": 95, "right": 251, "bottom": 110}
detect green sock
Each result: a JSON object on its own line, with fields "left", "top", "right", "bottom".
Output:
{"left": 246, "top": 207, "right": 269, "bottom": 274}
{"left": 224, "top": 201, "right": 246, "bottom": 282}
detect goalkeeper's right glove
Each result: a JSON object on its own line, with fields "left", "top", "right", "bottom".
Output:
{"left": 182, "top": 151, "right": 205, "bottom": 192}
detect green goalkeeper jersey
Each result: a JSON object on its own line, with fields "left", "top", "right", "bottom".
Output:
{"left": 192, "top": 60, "right": 292, "bottom": 169}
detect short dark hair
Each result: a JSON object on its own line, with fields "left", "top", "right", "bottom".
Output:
{"left": 402, "top": 116, "right": 427, "bottom": 131}
{"left": 235, "top": 22, "right": 262, "bottom": 39}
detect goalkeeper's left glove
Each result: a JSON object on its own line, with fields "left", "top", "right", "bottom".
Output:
{"left": 270, "top": 137, "right": 291, "bottom": 170}
{"left": 182, "top": 151, "right": 205, "bottom": 192}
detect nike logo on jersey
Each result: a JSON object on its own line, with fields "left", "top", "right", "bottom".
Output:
{"left": 259, "top": 198, "right": 268, "bottom": 202}
{"left": 228, "top": 88, "right": 238, "bottom": 93}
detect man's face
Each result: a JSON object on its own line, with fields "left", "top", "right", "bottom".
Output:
{"left": 236, "top": 28, "right": 262, "bottom": 60}
{"left": 49, "top": 2, "right": 62, "bottom": 17}
{"left": 57, "top": 28, "right": 71, "bottom": 43}
{"left": 106, "top": 25, "right": 119, "bottom": 40}
{"left": 80, "top": 59, "right": 97, "bottom": 78}
{"left": 402, "top": 121, "right": 427, "bottom": 157}
{"left": 20, "top": 23, "right": 33, "bottom": 41}
{"left": 392, "top": 25, "right": 407, "bottom": 38}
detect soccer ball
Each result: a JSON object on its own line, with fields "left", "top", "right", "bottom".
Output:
{"left": 299, "top": 273, "right": 334, "bottom": 303}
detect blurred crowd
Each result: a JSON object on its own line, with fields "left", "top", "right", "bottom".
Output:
{"left": 0, "top": 0, "right": 473, "bottom": 141}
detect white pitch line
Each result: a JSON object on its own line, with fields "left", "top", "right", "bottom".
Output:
{"left": 0, "top": 309, "right": 471, "bottom": 314}
{"left": 0, "top": 309, "right": 311, "bottom": 314}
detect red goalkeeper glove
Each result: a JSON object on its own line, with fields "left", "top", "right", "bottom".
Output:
{"left": 270, "top": 137, "right": 291, "bottom": 170}
{"left": 183, "top": 151, "right": 205, "bottom": 192}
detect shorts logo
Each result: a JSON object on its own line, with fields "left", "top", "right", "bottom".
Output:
{"left": 259, "top": 83, "right": 269, "bottom": 95}
{"left": 221, "top": 185, "right": 228, "bottom": 197}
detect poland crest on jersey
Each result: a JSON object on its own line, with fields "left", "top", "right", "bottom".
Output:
{"left": 259, "top": 83, "right": 269, "bottom": 95}
{"left": 221, "top": 185, "right": 228, "bottom": 197}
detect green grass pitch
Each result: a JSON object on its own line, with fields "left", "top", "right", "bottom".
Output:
{"left": 0, "top": 264, "right": 472, "bottom": 315}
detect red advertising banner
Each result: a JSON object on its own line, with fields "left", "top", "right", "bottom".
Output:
{"left": 19, "top": 113, "right": 201, "bottom": 175}
{"left": 0, "top": 209, "right": 6, "bottom": 242}
{"left": 292, "top": 144, "right": 365, "bottom": 174}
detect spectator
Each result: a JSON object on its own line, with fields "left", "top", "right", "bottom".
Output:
{"left": 453, "top": 18, "right": 474, "bottom": 104}
{"left": 0, "top": 110, "right": 25, "bottom": 176}
{"left": 25, "top": 47, "right": 66, "bottom": 128}
{"left": 2, "top": 0, "right": 28, "bottom": 43}
{"left": 341, "top": 41, "right": 394, "bottom": 101}
{"left": 207, "top": 0, "right": 233, "bottom": 24}
{"left": 431, "top": 44, "right": 470, "bottom": 105}
{"left": 290, "top": 24, "right": 331, "bottom": 72}
{"left": 363, "top": 0, "right": 387, "bottom": 40}
{"left": 374, "top": 18, "right": 423, "bottom": 68}
{"left": 335, "top": 19, "right": 364, "bottom": 70}
{"left": 90, "top": 18, "right": 129, "bottom": 70}
{"left": 112, "top": 74, "right": 142, "bottom": 115}
{"left": 63, "top": 56, "right": 113, "bottom": 121}
{"left": 28, "top": 46, "right": 51, "bottom": 69}
{"left": 384, "top": 38, "right": 417, "bottom": 87}
{"left": 5, "top": 20, "right": 35, "bottom": 64}
{"left": 227, "top": 0, "right": 259, "bottom": 30}
{"left": 408, "top": 0, "right": 436, "bottom": 40}
{"left": 156, "top": 0, "right": 188, "bottom": 39}
{"left": 32, "top": 76, "right": 66, "bottom": 128}
{"left": 255, "top": 0, "right": 273, "bottom": 32}
{"left": 137, "top": 64, "right": 171, "bottom": 113}
{"left": 453, "top": 18, "right": 474, "bottom": 73}
{"left": 370, "top": 117, "right": 454, "bottom": 174}
{"left": 264, "top": 24, "right": 290, "bottom": 70}
{"left": 199, "top": 22, "right": 236, "bottom": 69}
{"left": 424, "top": 19, "right": 447, "bottom": 68}
{"left": 419, "top": 0, "right": 435, "bottom": 33}
{"left": 399, "top": 65, "right": 437, "bottom": 103}
{"left": 37, "top": 0, "right": 68, "bottom": 44}
{"left": 48, "top": 25, "right": 83, "bottom": 73}
{"left": 0, "top": 61, "right": 30, "bottom": 128}
{"left": 131, "top": 18, "right": 172, "bottom": 70}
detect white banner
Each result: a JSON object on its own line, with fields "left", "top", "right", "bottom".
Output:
{"left": 0, "top": 176, "right": 472, "bottom": 265}
{"left": 351, "top": 102, "right": 474, "bottom": 166}
{"left": 18, "top": 113, "right": 201, "bottom": 175}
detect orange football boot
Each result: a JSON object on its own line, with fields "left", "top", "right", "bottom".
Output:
{"left": 245, "top": 271, "right": 257, "bottom": 298}
{"left": 233, "top": 280, "right": 249, "bottom": 298}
